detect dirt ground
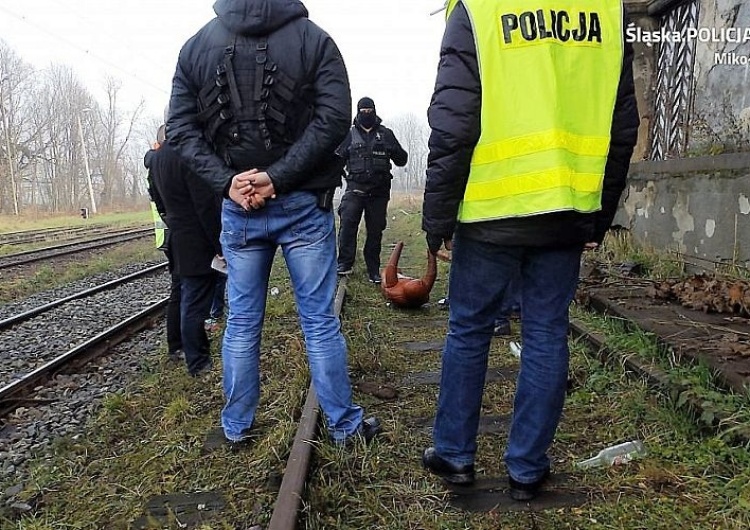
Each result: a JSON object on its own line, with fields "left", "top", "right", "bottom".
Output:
{"left": 578, "top": 271, "right": 750, "bottom": 394}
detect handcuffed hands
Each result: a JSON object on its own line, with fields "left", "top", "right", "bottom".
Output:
{"left": 228, "top": 169, "right": 277, "bottom": 211}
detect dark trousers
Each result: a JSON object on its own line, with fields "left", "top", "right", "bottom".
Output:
{"left": 167, "top": 272, "right": 182, "bottom": 354}
{"left": 180, "top": 274, "right": 215, "bottom": 375}
{"left": 210, "top": 272, "right": 227, "bottom": 319}
{"left": 337, "top": 191, "right": 388, "bottom": 277}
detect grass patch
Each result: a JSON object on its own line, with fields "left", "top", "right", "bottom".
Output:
{"left": 0, "top": 210, "right": 152, "bottom": 233}
{"left": 5, "top": 201, "right": 750, "bottom": 528}
{"left": 0, "top": 240, "right": 163, "bottom": 303}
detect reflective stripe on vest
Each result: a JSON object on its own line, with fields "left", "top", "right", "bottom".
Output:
{"left": 150, "top": 202, "right": 166, "bottom": 249}
{"left": 447, "top": 0, "right": 623, "bottom": 222}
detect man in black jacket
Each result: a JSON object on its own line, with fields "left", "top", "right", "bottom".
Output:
{"left": 145, "top": 132, "right": 182, "bottom": 363}
{"left": 421, "top": 0, "right": 639, "bottom": 501}
{"left": 146, "top": 125, "right": 222, "bottom": 376}
{"left": 336, "top": 97, "right": 408, "bottom": 283}
{"left": 167, "top": 0, "right": 380, "bottom": 446}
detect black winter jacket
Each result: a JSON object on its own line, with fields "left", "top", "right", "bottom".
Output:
{"left": 146, "top": 143, "right": 222, "bottom": 277}
{"left": 422, "top": 2, "right": 640, "bottom": 248}
{"left": 167, "top": 0, "right": 351, "bottom": 197}
{"left": 337, "top": 116, "right": 408, "bottom": 197}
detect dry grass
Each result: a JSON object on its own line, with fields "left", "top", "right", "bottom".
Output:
{"left": 5, "top": 201, "right": 750, "bottom": 529}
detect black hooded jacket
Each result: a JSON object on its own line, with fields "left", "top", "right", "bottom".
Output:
{"left": 422, "top": 2, "right": 640, "bottom": 248}
{"left": 167, "top": 0, "right": 351, "bottom": 197}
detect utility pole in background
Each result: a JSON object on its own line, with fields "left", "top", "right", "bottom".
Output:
{"left": 0, "top": 77, "right": 19, "bottom": 215}
{"left": 77, "top": 110, "right": 97, "bottom": 215}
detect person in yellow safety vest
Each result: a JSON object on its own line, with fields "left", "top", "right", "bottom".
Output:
{"left": 144, "top": 127, "right": 183, "bottom": 362}
{"left": 150, "top": 200, "right": 168, "bottom": 250}
{"left": 421, "top": 0, "right": 639, "bottom": 501}
{"left": 145, "top": 133, "right": 169, "bottom": 250}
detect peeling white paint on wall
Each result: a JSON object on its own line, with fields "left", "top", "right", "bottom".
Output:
{"left": 623, "top": 182, "right": 656, "bottom": 221}
{"left": 705, "top": 219, "right": 716, "bottom": 238}
{"left": 739, "top": 194, "right": 750, "bottom": 215}
{"left": 671, "top": 192, "right": 694, "bottom": 252}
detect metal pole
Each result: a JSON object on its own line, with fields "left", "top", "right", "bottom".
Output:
{"left": 77, "top": 113, "right": 97, "bottom": 215}
{"left": 0, "top": 81, "right": 19, "bottom": 215}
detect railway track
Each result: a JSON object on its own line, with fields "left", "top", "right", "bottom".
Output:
{"left": 0, "top": 224, "right": 146, "bottom": 247}
{"left": 0, "top": 263, "right": 169, "bottom": 415}
{"left": 0, "top": 228, "right": 153, "bottom": 270}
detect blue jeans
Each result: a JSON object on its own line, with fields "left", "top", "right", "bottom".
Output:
{"left": 432, "top": 231, "right": 581, "bottom": 483}
{"left": 495, "top": 270, "right": 521, "bottom": 327}
{"left": 219, "top": 191, "right": 363, "bottom": 442}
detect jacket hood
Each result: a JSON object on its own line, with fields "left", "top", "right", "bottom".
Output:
{"left": 213, "top": 0, "right": 308, "bottom": 35}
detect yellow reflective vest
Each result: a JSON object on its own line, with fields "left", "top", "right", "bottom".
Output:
{"left": 446, "top": 0, "right": 623, "bottom": 222}
{"left": 150, "top": 201, "right": 168, "bottom": 250}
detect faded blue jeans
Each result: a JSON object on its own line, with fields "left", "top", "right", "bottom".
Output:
{"left": 219, "top": 191, "right": 363, "bottom": 442}
{"left": 431, "top": 231, "right": 581, "bottom": 484}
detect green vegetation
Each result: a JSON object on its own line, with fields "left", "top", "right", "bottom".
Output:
{"left": 3, "top": 200, "right": 749, "bottom": 529}
{"left": 0, "top": 209, "right": 152, "bottom": 232}
{"left": 0, "top": 240, "right": 163, "bottom": 303}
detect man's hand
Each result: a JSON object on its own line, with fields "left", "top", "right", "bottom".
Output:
{"left": 228, "top": 169, "right": 258, "bottom": 208}
{"left": 246, "top": 172, "right": 276, "bottom": 207}
{"left": 426, "top": 233, "right": 452, "bottom": 255}
{"left": 228, "top": 169, "right": 277, "bottom": 210}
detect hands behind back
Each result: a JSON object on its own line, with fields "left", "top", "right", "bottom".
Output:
{"left": 229, "top": 169, "right": 276, "bottom": 210}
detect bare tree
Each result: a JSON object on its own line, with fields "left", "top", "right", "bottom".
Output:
{"left": 0, "top": 41, "right": 34, "bottom": 214}
{"left": 0, "top": 40, "right": 181, "bottom": 214}
{"left": 86, "top": 77, "right": 146, "bottom": 209}
{"left": 388, "top": 112, "right": 430, "bottom": 196}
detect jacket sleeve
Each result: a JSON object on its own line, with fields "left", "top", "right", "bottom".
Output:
{"left": 592, "top": 11, "right": 640, "bottom": 244}
{"left": 147, "top": 171, "right": 167, "bottom": 219}
{"left": 421, "top": 2, "right": 481, "bottom": 241}
{"left": 187, "top": 170, "right": 224, "bottom": 257}
{"left": 385, "top": 128, "right": 408, "bottom": 167}
{"left": 168, "top": 41, "right": 236, "bottom": 198}
{"left": 265, "top": 32, "right": 352, "bottom": 193}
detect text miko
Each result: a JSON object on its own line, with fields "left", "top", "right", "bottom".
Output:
{"left": 501, "top": 10, "right": 603, "bottom": 44}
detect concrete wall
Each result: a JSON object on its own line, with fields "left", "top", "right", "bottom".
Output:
{"left": 690, "top": 0, "right": 750, "bottom": 153}
{"left": 614, "top": 153, "right": 750, "bottom": 266}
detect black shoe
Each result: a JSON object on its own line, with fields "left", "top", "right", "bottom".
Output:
{"left": 360, "top": 416, "right": 382, "bottom": 442}
{"left": 368, "top": 273, "right": 382, "bottom": 284}
{"left": 508, "top": 469, "right": 550, "bottom": 501}
{"left": 422, "top": 447, "right": 475, "bottom": 485}
{"left": 167, "top": 349, "right": 184, "bottom": 363}
{"left": 493, "top": 320, "right": 511, "bottom": 337}
{"left": 337, "top": 265, "right": 353, "bottom": 276}
{"left": 336, "top": 416, "right": 382, "bottom": 446}
{"left": 226, "top": 426, "right": 255, "bottom": 451}
{"left": 189, "top": 360, "right": 213, "bottom": 378}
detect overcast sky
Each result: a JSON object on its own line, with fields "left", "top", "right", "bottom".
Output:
{"left": 0, "top": 0, "right": 447, "bottom": 123}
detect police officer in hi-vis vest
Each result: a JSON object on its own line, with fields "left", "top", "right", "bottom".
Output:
{"left": 336, "top": 97, "right": 408, "bottom": 284}
{"left": 421, "top": 0, "right": 639, "bottom": 501}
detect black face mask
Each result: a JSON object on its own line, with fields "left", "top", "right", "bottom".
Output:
{"left": 358, "top": 111, "right": 377, "bottom": 129}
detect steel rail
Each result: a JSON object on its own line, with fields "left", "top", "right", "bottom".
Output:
{"left": 0, "top": 262, "right": 167, "bottom": 331}
{"left": 0, "top": 298, "right": 167, "bottom": 418}
{"left": 267, "top": 275, "right": 349, "bottom": 530}
{"left": 0, "top": 229, "right": 152, "bottom": 270}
